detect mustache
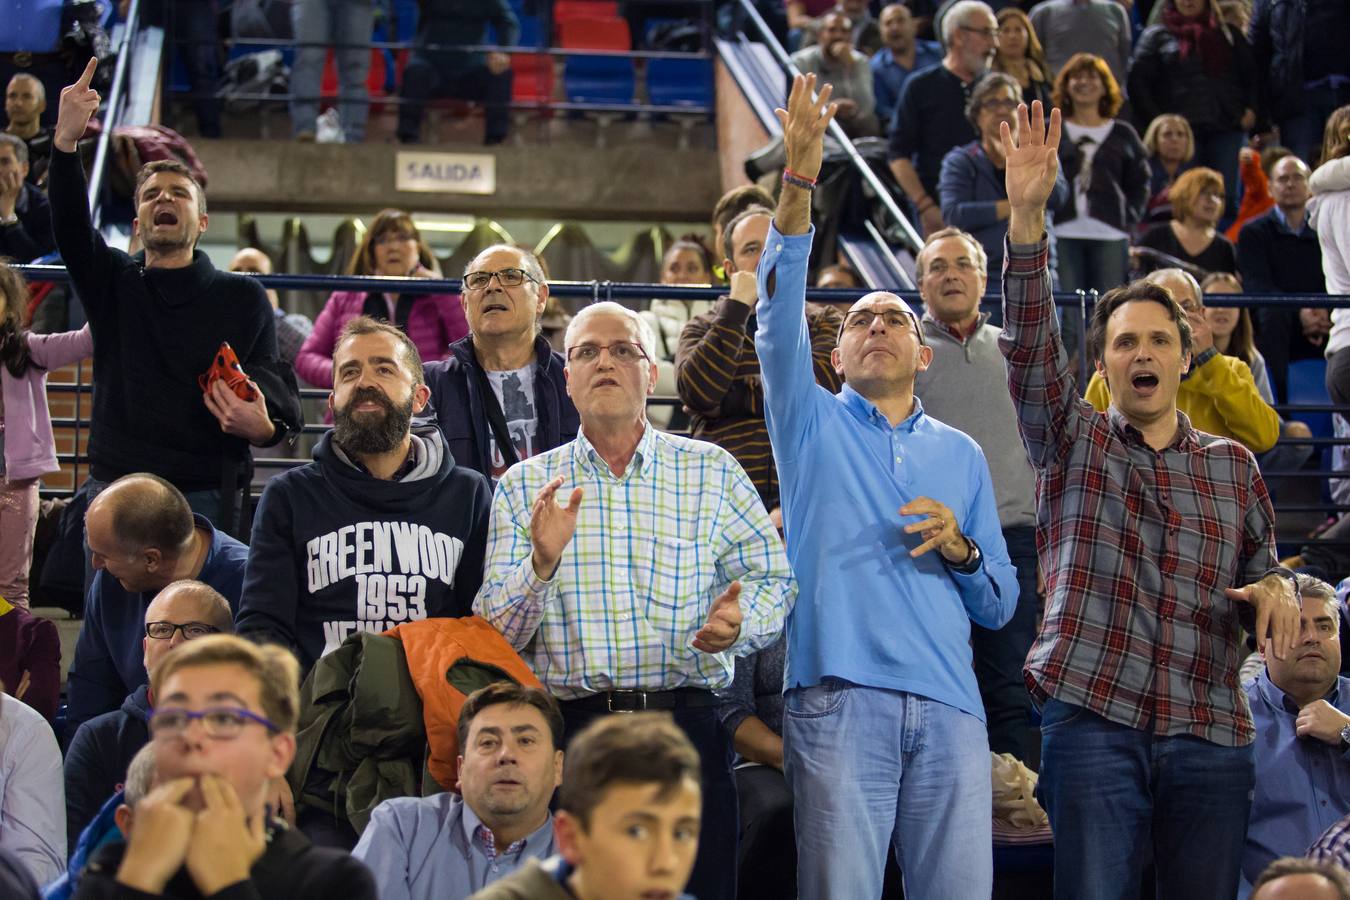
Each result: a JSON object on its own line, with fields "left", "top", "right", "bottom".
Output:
{"left": 341, "top": 386, "right": 396, "bottom": 415}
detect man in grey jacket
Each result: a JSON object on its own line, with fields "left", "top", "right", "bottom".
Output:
{"left": 913, "top": 225, "right": 1039, "bottom": 764}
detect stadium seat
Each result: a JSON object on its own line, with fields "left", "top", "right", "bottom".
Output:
{"left": 647, "top": 58, "right": 712, "bottom": 107}
{"left": 512, "top": 53, "right": 555, "bottom": 104}
{"left": 556, "top": 16, "right": 631, "bottom": 50}
{"left": 554, "top": 1, "right": 621, "bottom": 25}
{"left": 1287, "top": 358, "right": 1334, "bottom": 439}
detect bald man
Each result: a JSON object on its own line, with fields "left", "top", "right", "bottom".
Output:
{"left": 754, "top": 75, "right": 1016, "bottom": 897}
{"left": 4, "top": 74, "right": 52, "bottom": 186}
{"left": 66, "top": 474, "right": 247, "bottom": 742}
{"left": 228, "top": 248, "right": 313, "bottom": 368}
{"left": 63, "top": 579, "right": 233, "bottom": 849}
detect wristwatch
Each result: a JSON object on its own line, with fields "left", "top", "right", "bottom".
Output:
{"left": 0, "top": 213, "right": 18, "bottom": 227}
{"left": 944, "top": 538, "right": 982, "bottom": 575}
{"left": 1339, "top": 723, "right": 1350, "bottom": 750}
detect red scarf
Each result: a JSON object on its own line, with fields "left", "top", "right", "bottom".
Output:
{"left": 1162, "top": 4, "right": 1232, "bottom": 77}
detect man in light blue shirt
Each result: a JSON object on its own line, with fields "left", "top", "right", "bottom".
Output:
{"left": 1242, "top": 575, "right": 1350, "bottom": 898}
{"left": 353, "top": 683, "right": 564, "bottom": 900}
{"left": 756, "top": 74, "right": 1018, "bottom": 899}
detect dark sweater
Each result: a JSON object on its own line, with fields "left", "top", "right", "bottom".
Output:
{"left": 0, "top": 182, "right": 55, "bottom": 261}
{"left": 1136, "top": 222, "right": 1238, "bottom": 276}
{"left": 47, "top": 149, "right": 301, "bottom": 489}
{"left": 1239, "top": 209, "right": 1328, "bottom": 403}
{"left": 423, "top": 334, "right": 578, "bottom": 482}
{"left": 235, "top": 427, "right": 491, "bottom": 672}
{"left": 1128, "top": 23, "right": 1259, "bottom": 135}
{"left": 65, "top": 516, "right": 247, "bottom": 743}
{"left": 886, "top": 63, "right": 979, "bottom": 198}
{"left": 73, "top": 822, "right": 377, "bottom": 900}
{"left": 1055, "top": 120, "right": 1152, "bottom": 233}
{"left": 0, "top": 604, "right": 60, "bottom": 724}
{"left": 64, "top": 685, "right": 151, "bottom": 850}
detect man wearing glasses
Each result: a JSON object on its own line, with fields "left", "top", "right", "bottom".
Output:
{"left": 75, "top": 635, "right": 378, "bottom": 899}
{"left": 887, "top": 0, "right": 999, "bottom": 237}
{"left": 64, "top": 580, "right": 233, "bottom": 853}
{"left": 475, "top": 300, "right": 794, "bottom": 900}
{"left": 758, "top": 74, "right": 1017, "bottom": 897}
{"left": 424, "top": 244, "right": 579, "bottom": 485}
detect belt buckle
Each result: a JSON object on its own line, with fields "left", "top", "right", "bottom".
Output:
{"left": 607, "top": 690, "right": 647, "bottom": 714}
{"left": 13, "top": 52, "right": 32, "bottom": 68}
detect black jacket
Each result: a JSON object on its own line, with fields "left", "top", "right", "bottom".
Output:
{"left": 423, "top": 334, "right": 579, "bottom": 482}
{"left": 47, "top": 149, "right": 303, "bottom": 489}
{"left": 0, "top": 182, "right": 55, "bottom": 262}
{"left": 1248, "top": 0, "right": 1306, "bottom": 120}
{"left": 72, "top": 822, "right": 377, "bottom": 900}
{"left": 1055, "top": 120, "right": 1152, "bottom": 233}
{"left": 64, "top": 685, "right": 152, "bottom": 851}
{"left": 1128, "top": 23, "right": 1260, "bottom": 135}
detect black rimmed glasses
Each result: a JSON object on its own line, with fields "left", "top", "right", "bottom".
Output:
{"left": 463, "top": 268, "right": 540, "bottom": 291}
{"left": 145, "top": 621, "right": 222, "bottom": 641}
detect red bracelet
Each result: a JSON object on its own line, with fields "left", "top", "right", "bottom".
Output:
{"left": 783, "top": 167, "right": 817, "bottom": 186}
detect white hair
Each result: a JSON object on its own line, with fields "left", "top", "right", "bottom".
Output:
{"left": 941, "top": 0, "right": 995, "bottom": 47}
{"left": 463, "top": 243, "right": 547, "bottom": 288}
{"left": 1145, "top": 268, "right": 1203, "bottom": 306}
{"left": 564, "top": 301, "right": 658, "bottom": 364}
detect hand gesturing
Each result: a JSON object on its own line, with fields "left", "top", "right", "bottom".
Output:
{"left": 530, "top": 475, "right": 583, "bottom": 579}
{"left": 56, "top": 58, "right": 101, "bottom": 153}
{"left": 1001, "top": 101, "right": 1062, "bottom": 215}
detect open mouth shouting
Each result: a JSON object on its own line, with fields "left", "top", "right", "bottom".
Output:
{"left": 1129, "top": 371, "right": 1160, "bottom": 397}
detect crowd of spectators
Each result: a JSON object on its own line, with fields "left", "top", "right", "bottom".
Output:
{"left": 3, "top": 0, "right": 1350, "bottom": 898}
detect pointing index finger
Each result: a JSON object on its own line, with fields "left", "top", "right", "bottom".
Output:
{"left": 76, "top": 57, "right": 98, "bottom": 89}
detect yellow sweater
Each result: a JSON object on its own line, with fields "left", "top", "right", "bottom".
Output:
{"left": 1083, "top": 349, "right": 1281, "bottom": 453}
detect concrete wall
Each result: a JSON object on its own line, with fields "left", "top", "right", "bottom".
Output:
{"left": 194, "top": 135, "right": 722, "bottom": 221}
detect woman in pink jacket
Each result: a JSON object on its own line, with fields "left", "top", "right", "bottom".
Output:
{"left": 0, "top": 261, "right": 92, "bottom": 608}
{"left": 294, "top": 208, "right": 468, "bottom": 388}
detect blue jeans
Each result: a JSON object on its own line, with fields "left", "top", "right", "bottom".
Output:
{"left": 1038, "top": 698, "right": 1255, "bottom": 900}
{"left": 784, "top": 681, "right": 993, "bottom": 899}
{"left": 1056, "top": 237, "right": 1128, "bottom": 370}
{"left": 289, "top": 0, "right": 374, "bottom": 141}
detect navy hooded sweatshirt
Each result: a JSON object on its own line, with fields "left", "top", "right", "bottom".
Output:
{"left": 235, "top": 425, "right": 491, "bottom": 672}
{"left": 64, "top": 685, "right": 151, "bottom": 850}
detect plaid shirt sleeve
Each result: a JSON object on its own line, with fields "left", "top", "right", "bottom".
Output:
{"left": 473, "top": 464, "right": 558, "bottom": 652}
{"left": 997, "top": 235, "right": 1094, "bottom": 470}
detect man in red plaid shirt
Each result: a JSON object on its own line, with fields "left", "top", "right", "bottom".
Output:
{"left": 998, "top": 101, "right": 1303, "bottom": 900}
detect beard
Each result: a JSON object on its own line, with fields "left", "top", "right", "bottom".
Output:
{"left": 333, "top": 386, "right": 414, "bottom": 455}
{"left": 140, "top": 225, "right": 196, "bottom": 255}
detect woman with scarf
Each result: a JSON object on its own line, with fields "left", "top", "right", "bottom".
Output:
{"left": 1127, "top": 0, "right": 1259, "bottom": 222}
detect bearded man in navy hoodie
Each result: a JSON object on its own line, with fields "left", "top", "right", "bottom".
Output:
{"left": 236, "top": 317, "right": 492, "bottom": 673}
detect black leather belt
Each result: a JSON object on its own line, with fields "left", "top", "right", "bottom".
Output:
{"left": 561, "top": 688, "right": 719, "bottom": 713}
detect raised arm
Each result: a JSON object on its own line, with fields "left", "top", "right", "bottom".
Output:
{"left": 755, "top": 75, "right": 838, "bottom": 449}
{"left": 998, "top": 102, "right": 1092, "bottom": 469}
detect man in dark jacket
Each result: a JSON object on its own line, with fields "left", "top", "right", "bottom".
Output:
{"left": 424, "top": 244, "right": 578, "bottom": 485}
{"left": 398, "top": 0, "right": 517, "bottom": 145}
{"left": 67, "top": 475, "right": 248, "bottom": 742}
{"left": 51, "top": 60, "right": 302, "bottom": 537}
{"left": 64, "top": 580, "right": 234, "bottom": 850}
{"left": 0, "top": 134, "right": 53, "bottom": 261}
{"left": 1249, "top": 0, "right": 1350, "bottom": 166}
{"left": 236, "top": 317, "right": 491, "bottom": 673}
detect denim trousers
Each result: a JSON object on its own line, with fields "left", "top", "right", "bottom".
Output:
{"left": 1038, "top": 698, "right": 1255, "bottom": 900}
{"left": 289, "top": 0, "right": 374, "bottom": 141}
{"left": 784, "top": 681, "right": 993, "bottom": 899}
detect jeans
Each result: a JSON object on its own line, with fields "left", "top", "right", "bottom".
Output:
{"left": 81, "top": 477, "right": 229, "bottom": 594}
{"left": 560, "top": 703, "right": 738, "bottom": 900}
{"left": 971, "top": 524, "right": 1039, "bottom": 763}
{"left": 1037, "top": 698, "right": 1255, "bottom": 900}
{"left": 146, "top": 0, "right": 223, "bottom": 138}
{"left": 398, "top": 54, "right": 513, "bottom": 144}
{"left": 1056, "top": 237, "right": 1129, "bottom": 368}
{"left": 735, "top": 764, "right": 796, "bottom": 900}
{"left": 784, "top": 681, "right": 993, "bottom": 899}
{"left": 289, "top": 0, "right": 374, "bottom": 141}
{"left": 1195, "top": 128, "right": 1247, "bottom": 222}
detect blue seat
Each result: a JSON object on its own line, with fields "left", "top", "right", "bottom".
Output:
{"left": 1287, "top": 357, "right": 1333, "bottom": 439}
{"left": 563, "top": 56, "right": 635, "bottom": 104}
{"left": 647, "top": 57, "right": 712, "bottom": 107}
{"left": 516, "top": 15, "right": 543, "bottom": 47}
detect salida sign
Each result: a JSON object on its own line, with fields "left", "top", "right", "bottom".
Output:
{"left": 395, "top": 151, "right": 496, "bottom": 195}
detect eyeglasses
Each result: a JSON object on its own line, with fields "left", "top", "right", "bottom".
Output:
{"left": 566, "top": 341, "right": 650, "bottom": 365}
{"left": 374, "top": 231, "right": 416, "bottom": 246}
{"left": 149, "top": 706, "right": 280, "bottom": 740}
{"left": 959, "top": 24, "right": 999, "bottom": 39}
{"left": 980, "top": 98, "right": 1019, "bottom": 112}
{"left": 463, "top": 268, "right": 540, "bottom": 291}
{"left": 843, "top": 309, "right": 920, "bottom": 331}
{"left": 145, "top": 621, "right": 222, "bottom": 641}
